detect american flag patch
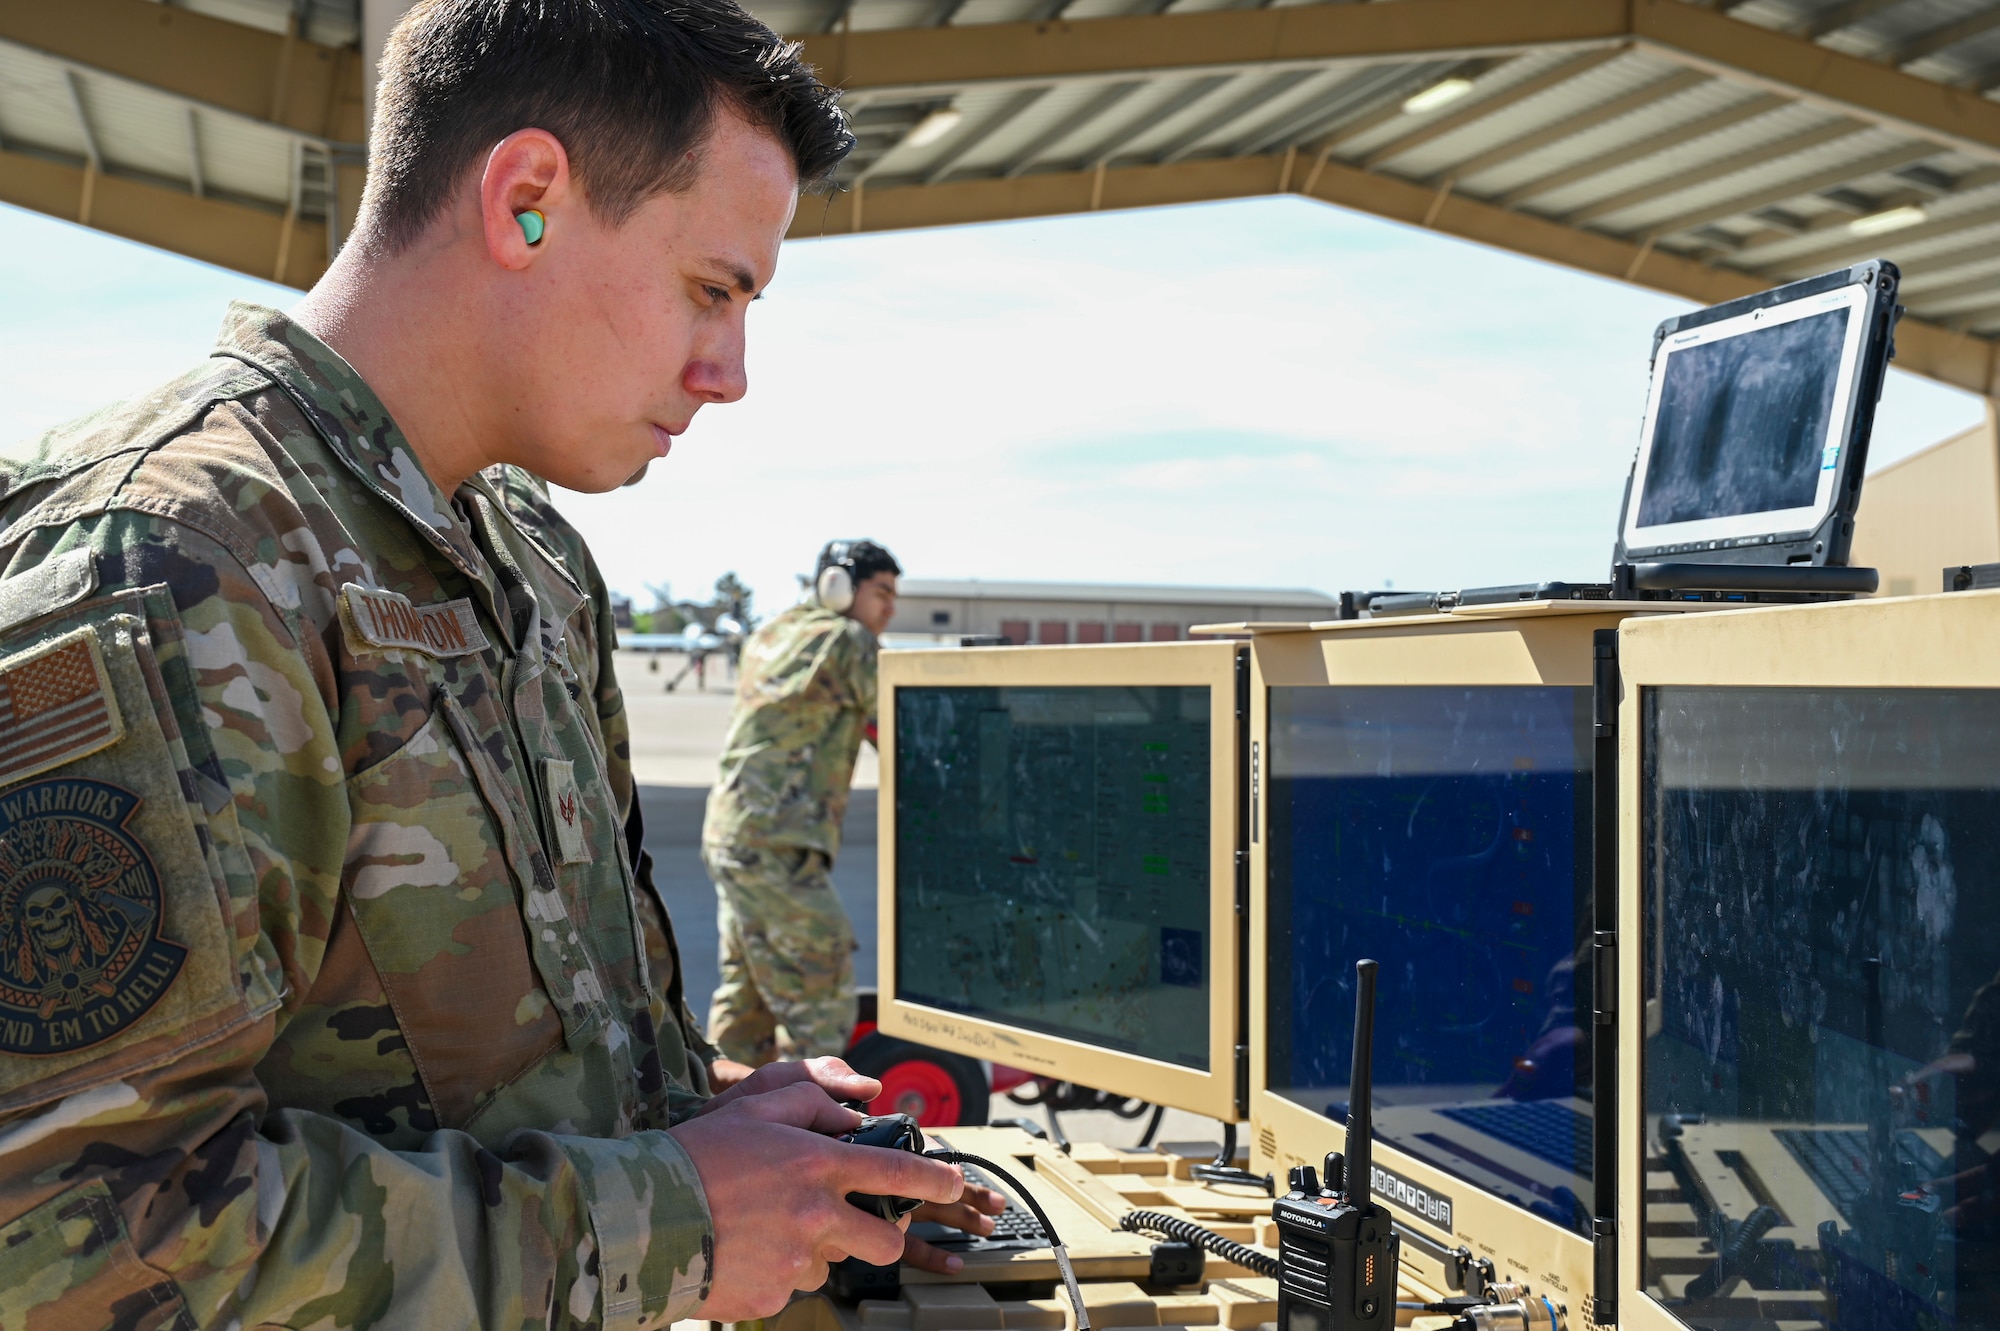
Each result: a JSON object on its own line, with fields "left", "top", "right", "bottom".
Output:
{"left": 0, "top": 629, "right": 123, "bottom": 789}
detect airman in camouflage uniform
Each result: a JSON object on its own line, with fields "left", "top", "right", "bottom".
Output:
{"left": 0, "top": 304, "right": 717, "bottom": 1328}
{"left": 703, "top": 541, "right": 899, "bottom": 1064}
{"left": 0, "top": 1, "right": 978, "bottom": 1321}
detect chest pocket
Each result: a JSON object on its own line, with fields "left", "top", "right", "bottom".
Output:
{"left": 342, "top": 699, "right": 565, "bottom": 1127}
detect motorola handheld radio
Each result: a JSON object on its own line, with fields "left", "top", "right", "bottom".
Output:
{"left": 1273, "top": 959, "right": 1400, "bottom": 1331}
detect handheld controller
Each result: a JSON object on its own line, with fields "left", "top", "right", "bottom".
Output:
{"left": 840, "top": 1113, "right": 928, "bottom": 1222}
{"left": 1273, "top": 959, "right": 1401, "bottom": 1331}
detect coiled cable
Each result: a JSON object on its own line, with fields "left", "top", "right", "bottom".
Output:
{"left": 1120, "top": 1209, "right": 1281, "bottom": 1279}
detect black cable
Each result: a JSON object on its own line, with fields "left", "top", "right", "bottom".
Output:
{"left": 1136, "top": 1103, "right": 1165, "bottom": 1149}
{"left": 1120, "top": 1210, "right": 1281, "bottom": 1280}
{"left": 1043, "top": 1106, "right": 1071, "bottom": 1155}
{"left": 1188, "top": 1121, "right": 1275, "bottom": 1193}
{"left": 1188, "top": 1162, "right": 1275, "bottom": 1193}
{"left": 925, "top": 1150, "right": 1091, "bottom": 1330}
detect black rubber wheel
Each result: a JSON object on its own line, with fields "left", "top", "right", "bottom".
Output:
{"left": 845, "top": 1032, "right": 989, "bottom": 1128}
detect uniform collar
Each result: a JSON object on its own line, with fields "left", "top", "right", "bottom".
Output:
{"left": 211, "top": 301, "right": 487, "bottom": 586}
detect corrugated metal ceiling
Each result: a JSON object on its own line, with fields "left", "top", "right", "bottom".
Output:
{"left": 6, "top": 0, "right": 2000, "bottom": 334}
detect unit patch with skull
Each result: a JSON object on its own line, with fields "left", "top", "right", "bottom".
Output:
{"left": 0, "top": 778, "right": 185, "bottom": 1054}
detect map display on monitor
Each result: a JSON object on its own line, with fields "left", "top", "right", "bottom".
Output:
{"left": 894, "top": 684, "right": 1211, "bottom": 1069}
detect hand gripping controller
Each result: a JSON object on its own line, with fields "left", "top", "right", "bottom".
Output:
{"left": 840, "top": 1113, "right": 928, "bottom": 1221}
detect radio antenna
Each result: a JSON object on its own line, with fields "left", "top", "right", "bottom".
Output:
{"left": 1345, "top": 959, "right": 1377, "bottom": 1207}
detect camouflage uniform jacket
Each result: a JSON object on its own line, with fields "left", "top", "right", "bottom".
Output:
{"left": 0, "top": 303, "right": 714, "bottom": 1330}
{"left": 702, "top": 602, "right": 876, "bottom": 859}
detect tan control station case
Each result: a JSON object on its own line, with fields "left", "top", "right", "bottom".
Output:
{"left": 1613, "top": 589, "right": 2000, "bottom": 1331}
{"left": 1243, "top": 601, "right": 1719, "bottom": 1328}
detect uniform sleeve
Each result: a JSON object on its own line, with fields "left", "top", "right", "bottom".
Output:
{"left": 842, "top": 623, "right": 880, "bottom": 728}
{"left": 0, "top": 520, "right": 712, "bottom": 1331}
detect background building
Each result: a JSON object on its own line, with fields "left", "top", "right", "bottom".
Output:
{"left": 886, "top": 579, "right": 1341, "bottom": 645}
{"left": 1851, "top": 405, "right": 2000, "bottom": 597}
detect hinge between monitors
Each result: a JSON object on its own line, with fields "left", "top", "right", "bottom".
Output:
{"left": 1593, "top": 629, "right": 1620, "bottom": 739}
{"left": 1234, "top": 1042, "right": 1249, "bottom": 1119}
{"left": 1591, "top": 1219, "right": 1618, "bottom": 1326}
{"left": 1593, "top": 932, "right": 1617, "bottom": 1025}
{"left": 1234, "top": 849, "right": 1249, "bottom": 914}
{"left": 1234, "top": 647, "right": 1249, "bottom": 721}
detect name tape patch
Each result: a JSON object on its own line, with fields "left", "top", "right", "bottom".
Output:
{"left": 0, "top": 778, "right": 184, "bottom": 1054}
{"left": 341, "top": 585, "right": 491, "bottom": 659}
{"left": 0, "top": 628, "right": 124, "bottom": 792}
{"left": 1370, "top": 1162, "right": 1454, "bottom": 1232}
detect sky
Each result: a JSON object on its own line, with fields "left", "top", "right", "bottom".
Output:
{"left": 0, "top": 197, "right": 1984, "bottom": 616}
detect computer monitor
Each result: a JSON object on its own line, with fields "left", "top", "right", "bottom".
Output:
{"left": 878, "top": 641, "right": 1246, "bottom": 1122}
{"left": 1617, "top": 592, "right": 2000, "bottom": 1331}
{"left": 1250, "top": 606, "right": 1645, "bottom": 1312}
{"left": 1614, "top": 261, "right": 1899, "bottom": 570}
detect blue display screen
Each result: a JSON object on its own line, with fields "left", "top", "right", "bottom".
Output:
{"left": 1266, "top": 686, "right": 1595, "bottom": 1236}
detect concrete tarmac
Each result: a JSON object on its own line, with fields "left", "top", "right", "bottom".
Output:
{"left": 638, "top": 783, "right": 877, "bottom": 1025}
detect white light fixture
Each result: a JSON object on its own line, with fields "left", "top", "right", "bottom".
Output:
{"left": 1848, "top": 204, "right": 1927, "bottom": 236}
{"left": 905, "top": 107, "right": 963, "bottom": 147}
{"left": 1402, "top": 77, "right": 1474, "bottom": 114}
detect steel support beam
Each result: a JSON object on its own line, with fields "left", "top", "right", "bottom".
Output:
{"left": 1798, "top": 0, "right": 1915, "bottom": 42}
{"left": 1890, "top": 10, "right": 2000, "bottom": 67}
{"left": 798, "top": 0, "right": 2000, "bottom": 164}
{"left": 1564, "top": 119, "right": 1867, "bottom": 225}
{"left": 1634, "top": 141, "right": 1940, "bottom": 238}
{"left": 1361, "top": 47, "right": 1626, "bottom": 171}
{"left": 787, "top": 147, "right": 1996, "bottom": 397}
{"left": 1498, "top": 91, "right": 1787, "bottom": 206}
{"left": 0, "top": 144, "right": 328, "bottom": 288}
{"left": 0, "top": 0, "right": 363, "bottom": 142}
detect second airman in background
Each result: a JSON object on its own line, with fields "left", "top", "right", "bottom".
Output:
{"left": 702, "top": 540, "right": 899, "bottom": 1064}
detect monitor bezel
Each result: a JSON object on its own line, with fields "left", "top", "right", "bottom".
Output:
{"left": 1248, "top": 608, "right": 1641, "bottom": 1315}
{"left": 877, "top": 640, "right": 1245, "bottom": 1123}
{"left": 1619, "top": 281, "right": 1872, "bottom": 554}
{"left": 1614, "top": 590, "right": 2000, "bottom": 1331}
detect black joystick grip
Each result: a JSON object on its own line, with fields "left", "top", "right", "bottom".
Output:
{"left": 840, "top": 1113, "right": 928, "bottom": 1222}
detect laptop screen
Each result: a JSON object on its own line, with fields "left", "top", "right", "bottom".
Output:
{"left": 1622, "top": 282, "right": 1871, "bottom": 553}
{"left": 1265, "top": 684, "right": 1596, "bottom": 1236}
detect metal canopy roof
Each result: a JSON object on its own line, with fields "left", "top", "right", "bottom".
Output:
{"left": 3, "top": 0, "right": 2000, "bottom": 396}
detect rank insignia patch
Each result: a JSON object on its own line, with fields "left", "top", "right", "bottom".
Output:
{"left": 543, "top": 758, "right": 591, "bottom": 865}
{"left": 0, "top": 778, "right": 185, "bottom": 1055}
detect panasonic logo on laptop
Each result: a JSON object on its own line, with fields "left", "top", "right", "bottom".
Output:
{"left": 1370, "top": 1164, "right": 1453, "bottom": 1231}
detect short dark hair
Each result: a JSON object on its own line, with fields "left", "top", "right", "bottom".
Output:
{"left": 819, "top": 539, "right": 900, "bottom": 586}
{"left": 364, "top": 0, "right": 853, "bottom": 252}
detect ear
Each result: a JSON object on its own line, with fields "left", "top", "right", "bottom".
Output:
{"left": 480, "top": 129, "right": 572, "bottom": 271}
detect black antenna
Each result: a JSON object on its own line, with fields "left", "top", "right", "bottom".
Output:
{"left": 1345, "top": 959, "right": 1377, "bottom": 1207}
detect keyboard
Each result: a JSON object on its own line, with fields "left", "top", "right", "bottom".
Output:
{"left": 1438, "top": 1101, "right": 1593, "bottom": 1179}
{"left": 906, "top": 1162, "right": 1051, "bottom": 1253}
{"left": 1775, "top": 1126, "right": 1947, "bottom": 1224}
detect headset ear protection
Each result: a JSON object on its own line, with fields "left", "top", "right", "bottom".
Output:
{"left": 816, "top": 561, "right": 855, "bottom": 614}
